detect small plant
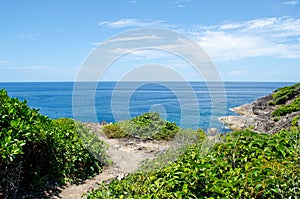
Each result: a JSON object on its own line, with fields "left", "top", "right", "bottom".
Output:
{"left": 153, "top": 121, "right": 179, "bottom": 141}
{"left": 102, "top": 123, "right": 128, "bottom": 138}
{"left": 273, "top": 116, "right": 281, "bottom": 122}
{"left": 291, "top": 115, "right": 300, "bottom": 127}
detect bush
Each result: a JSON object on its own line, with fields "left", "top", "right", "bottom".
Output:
{"left": 272, "top": 96, "right": 300, "bottom": 116}
{"left": 153, "top": 121, "right": 179, "bottom": 141}
{"left": 102, "top": 123, "right": 128, "bottom": 139}
{"left": 102, "top": 112, "right": 180, "bottom": 141}
{"left": 127, "top": 112, "right": 166, "bottom": 138}
{"left": 291, "top": 115, "right": 300, "bottom": 129}
{"left": 140, "top": 128, "right": 207, "bottom": 173}
{"left": 0, "top": 89, "right": 105, "bottom": 198}
{"left": 88, "top": 129, "right": 300, "bottom": 198}
{"left": 271, "top": 83, "right": 300, "bottom": 105}
{"left": 76, "top": 122, "right": 110, "bottom": 165}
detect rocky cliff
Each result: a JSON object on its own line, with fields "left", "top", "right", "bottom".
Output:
{"left": 220, "top": 82, "right": 300, "bottom": 134}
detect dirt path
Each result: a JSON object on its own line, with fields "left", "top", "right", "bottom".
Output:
{"left": 55, "top": 123, "right": 169, "bottom": 199}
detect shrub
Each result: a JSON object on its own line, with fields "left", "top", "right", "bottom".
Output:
{"left": 153, "top": 121, "right": 179, "bottom": 141}
{"left": 0, "top": 89, "right": 105, "bottom": 197}
{"left": 272, "top": 96, "right": 300, "bottom": 116}
{"left": 102, "top": 112, "right": 180, "bottom": 141}
{"left": 76, "top": 122, "right": 110, "bottom": 165}
{"left": 140, "top": 128, "right": 207, "bottom": 173}
{"left": 132, "top": 112, "right": 161, "bottom": 126}
{"left": 128, "top": 112, "right": 166, "bottom": 138}
{"left": 48, "top": 118, "right": 106, "bottom": 183}
{"left": 291, "top": 115, "right": 300, "bottom": 129}
{"left": 102, "top": 123, "right": 128, "bottom": 139}
{"left": 88, "top": 129, "right": 300, "bottom": 199}
{"left": 271, "top": 82, "right": 300, "bottom": 105}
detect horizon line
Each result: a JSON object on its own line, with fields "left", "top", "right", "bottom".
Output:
{"left": 0, "top": 81, "right": 297, "bottom": 83}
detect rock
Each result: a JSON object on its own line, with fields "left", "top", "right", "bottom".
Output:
{"left": 219, "top": 116, "right": 254, "bottom": 130}
{"left": 220, "top": 87, "right": 300, "bottom": 134}
{"left": 208, "top": 128, "right": 218, "bottom": 135}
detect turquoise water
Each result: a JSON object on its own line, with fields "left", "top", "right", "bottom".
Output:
{"left": 0, "top": 82, "right": 294, "bottom": 131}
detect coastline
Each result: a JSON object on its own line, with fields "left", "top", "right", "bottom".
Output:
{"left": 219, "top": 103, "right": 256, "bottom": 131}
{"left": 220, "top": 91, "right": 300, "bottom": 134}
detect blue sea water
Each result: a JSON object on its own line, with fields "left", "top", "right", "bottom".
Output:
{"left": 0, "top": 82, "right": 295, "bottom": 131}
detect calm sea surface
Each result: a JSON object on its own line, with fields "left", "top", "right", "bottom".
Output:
{"left": 0, "top": 82, "right": 294, "bottom": 131}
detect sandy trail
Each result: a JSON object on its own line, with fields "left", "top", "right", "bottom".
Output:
{"left": 55, "top": 123, "right": 169, "bottom": 199}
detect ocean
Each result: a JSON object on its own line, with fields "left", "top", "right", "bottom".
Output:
{"left": 0, "top": 82, "right": 295, "bottom": 131}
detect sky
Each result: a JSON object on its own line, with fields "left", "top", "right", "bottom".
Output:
{"left": 0, "top": 0, "right": 300, "bottom": 82}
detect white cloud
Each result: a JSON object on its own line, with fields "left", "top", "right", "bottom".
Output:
{"left": 246, "top": 17, "right": 278, "bottom": 29}
{"left": 96, "top": 17, "right": 300, "bottom": 62}
{"left": 98, "top": 19, "right": 173, "bottom": 29}
{"left": 281, "top": 0, "right": 298, "bottom": 5}
{"left": 218, "top": 18, "right": 279, "bottom": 31}
{"left": 175, "top": 0, "right": 191, "bottom": 8}
{"left": 196, "top": 31, "right": 271, "bottom": 61}
{"left": 219, "top": 23, "right": 244, "bottom": 30}
{"left": 108, "top": 35, "right": 161, "bottom": 43}
{"left": 107, "top": 47, "right": 181, "bottom": 61}
{"left": 91, "top": 35, "right": 161, "bottom": 46}
{"left": 190, "top": 17, "right": 300, "bottom": 61}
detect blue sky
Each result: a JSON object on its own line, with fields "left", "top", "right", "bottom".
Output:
{"left": 0, "top": 0, "right": 300, "bottom": 82}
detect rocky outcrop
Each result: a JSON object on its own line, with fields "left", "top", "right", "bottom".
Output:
{"left": 220, "top": 85, "right": 300, "bottom": 134}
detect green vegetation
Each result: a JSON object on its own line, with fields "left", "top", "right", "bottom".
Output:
{"left": 140, "top": 128, "right": 207, "bottom": 173}
{"left": 89, "top": 81, "right": 300, "bottom": 199}
{"left": 291, "top": 115, "right": 300, "bottom": 128}
{"left": 102, "top": 123, "right": 128, "bottom": 139}
{"left": 88, "top": 129, "right": 300, "bottom": 198}
{"left": 272, "top": 96, "right": 300, "bottom": 117}
{"left": 0, "top": 89, "right": 107, "bottom": 197}
{"left": 2, "top": 81, "right": 300, "bottom": 198}
{"left": 102, "top": 112, "right": 179, "bottom": 141}
{"left": 268, "top": 82, "right": 300, "bottom": 117}
{"left": 270, "top": 82, "right": 300, "bottom": 105}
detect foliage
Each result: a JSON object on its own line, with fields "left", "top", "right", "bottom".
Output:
{"left": 102, "top": 123, "right": 128, "bottom": 139}
{"left": 172, "top": 128, "right": 206, "bottom": 147}
{"left": 152, "top": 121, "right": 179, "bottom": 140}
{"left": 88, "top": 129, "right": 300, "bottom": 199}
{"left": 268, "top": 82, "right": 300, "bottom": 118}
{"left": 76, "top": 122, "right": 110, "bottom": 165}
{"left": 291, "top": 115, "right": 300, "bottom": 127}
{"left": 102, "top": 112, "right": 179, "bottom": 141}
{"left": 140, "top": 128, "right": 208, "bottom": 173}
{"left": 131, "top": 112, "right": 162, "bottom": 127}
{"left": 270, "top": 82, "right": 300, "bottom": 105}
{"left": 272, "top": 96, "right": 300, "bottom": 116}
{"left": 0, "top": 89, "right": 105, "bottom": 198}
{"left": 49, "top": 118, "right": 106, "bottom": 183}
